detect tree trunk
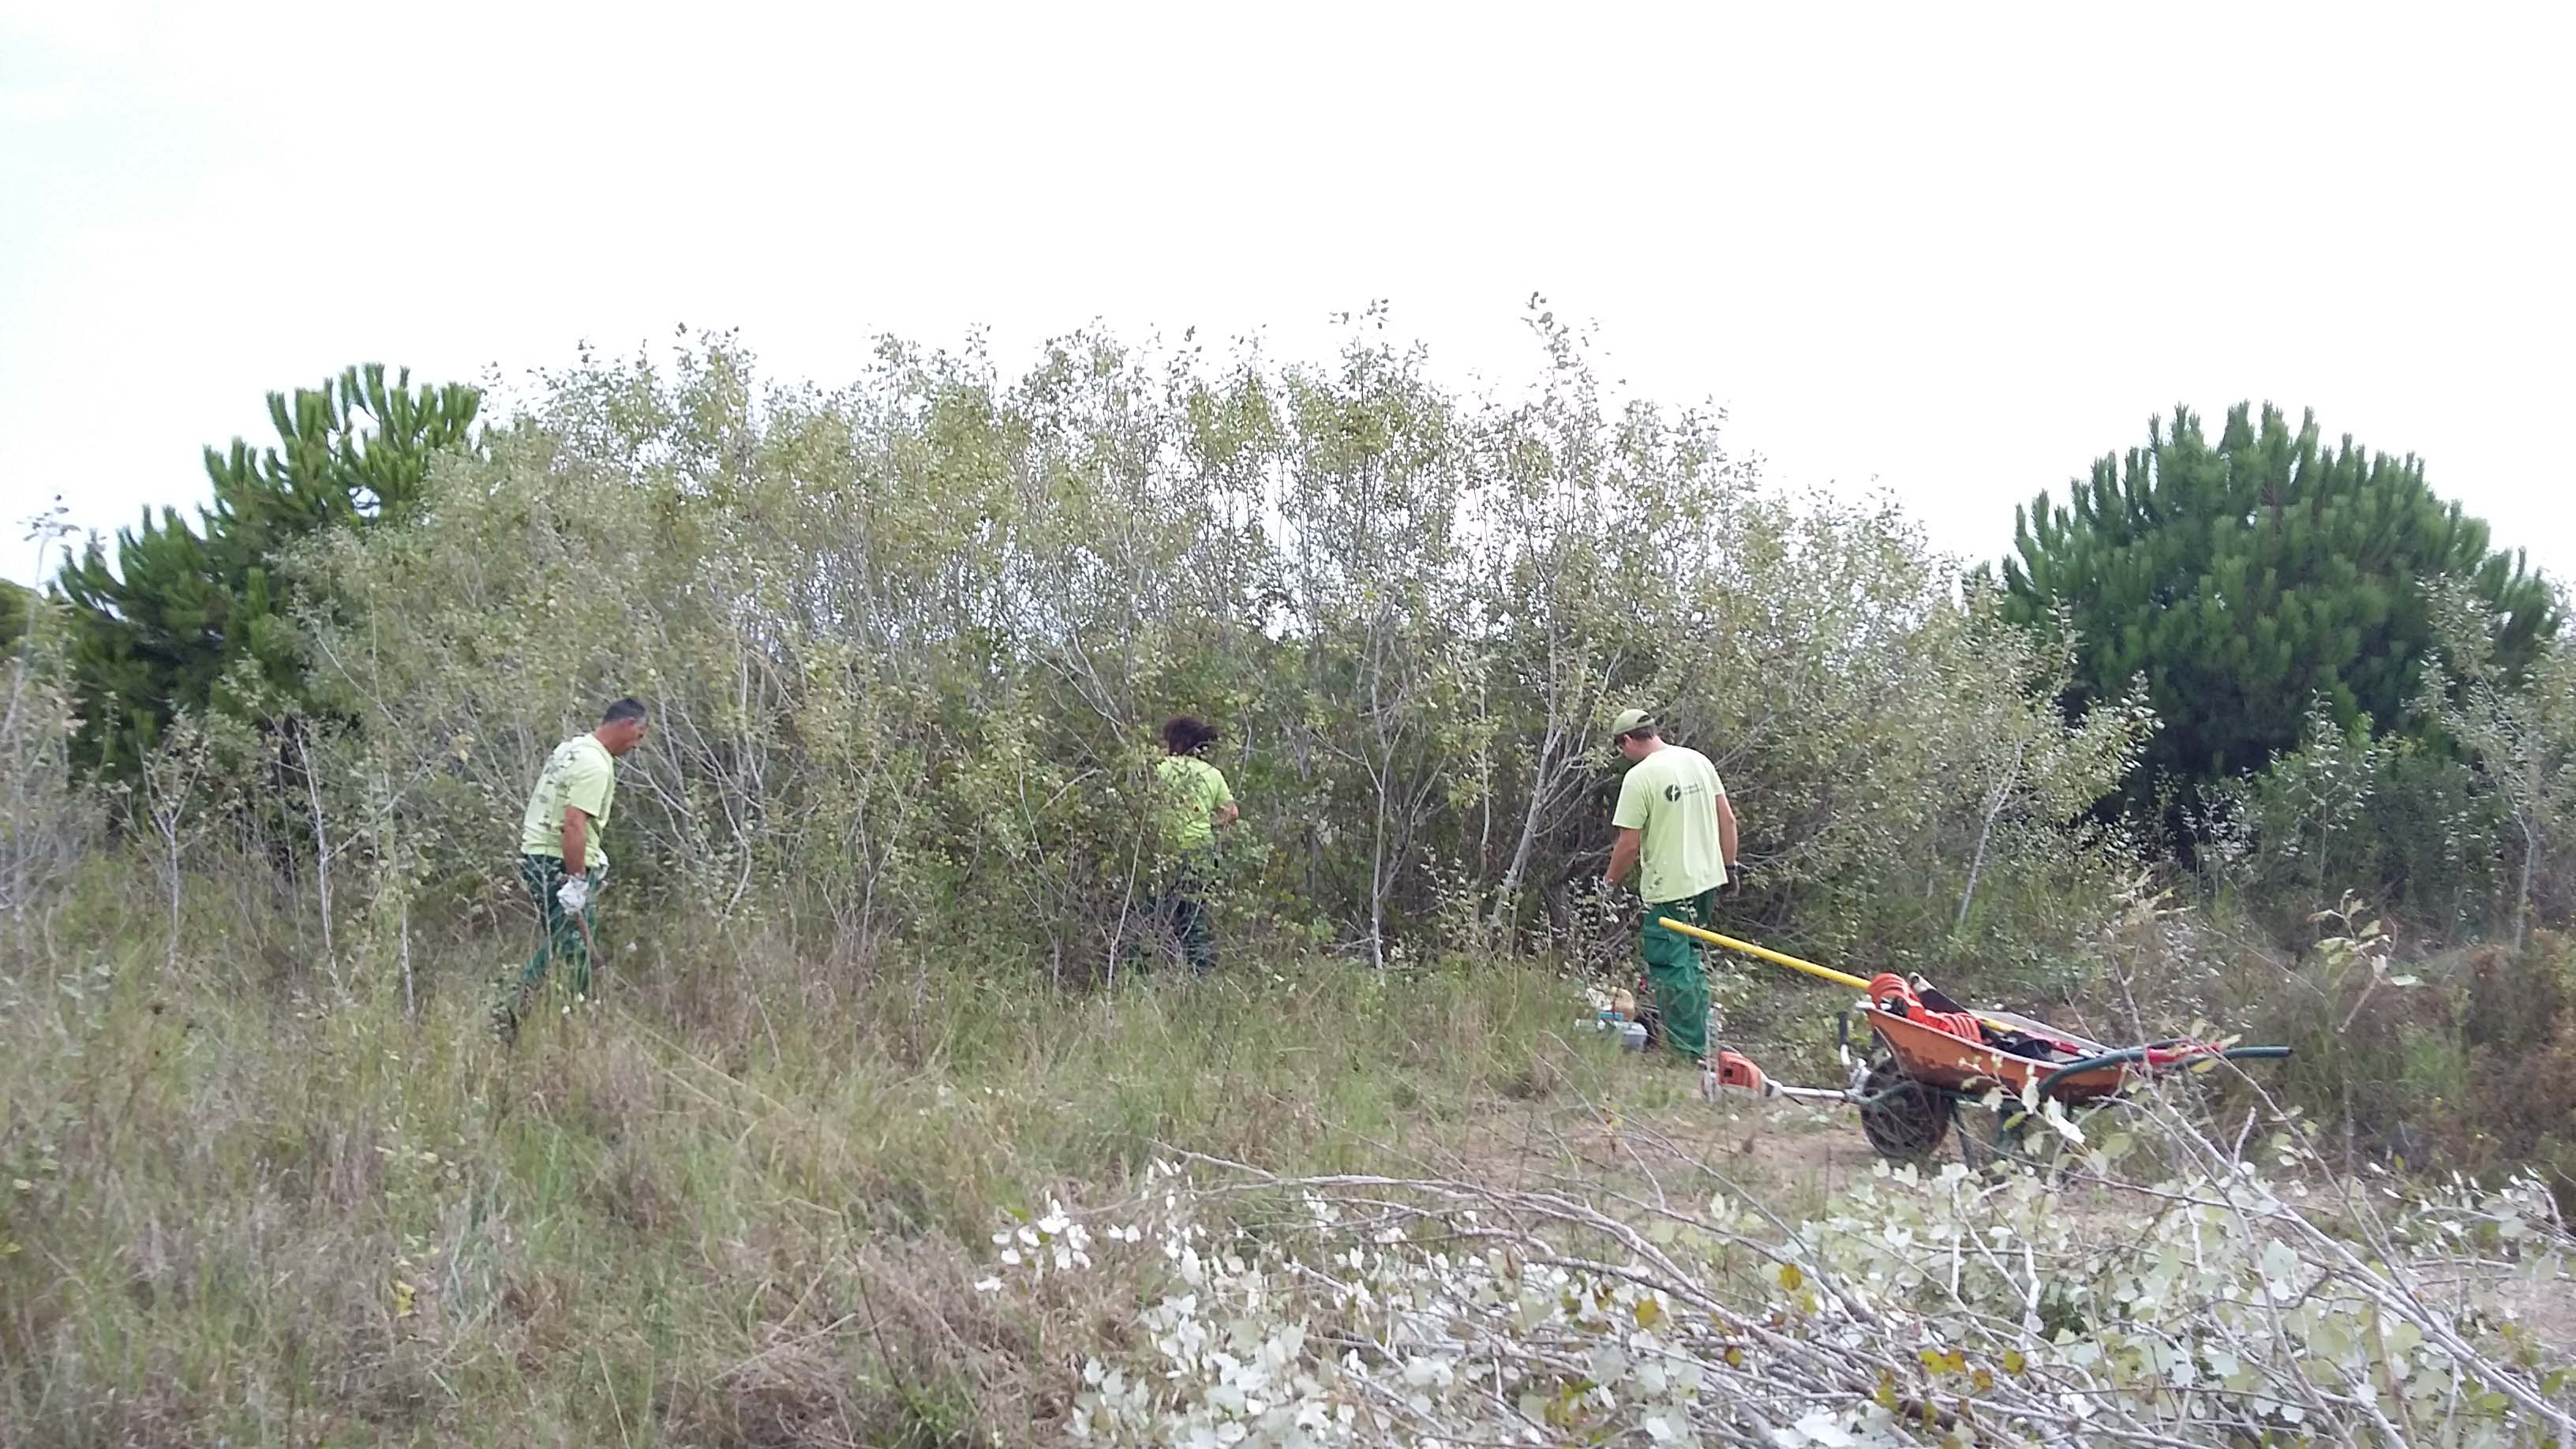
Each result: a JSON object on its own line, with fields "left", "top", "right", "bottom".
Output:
{"left": 301, "top": 739, "right": 336, "bottom": 990}
{"left": 1368, "top": 765, "right": 1391, "bottom": 971}
{"left": 1495, "top": 726, "right": 1559, "bottom": 919}
{"left": 2514, "top": 815, "right": 2537, "bottom": 956}
{"left": 1956, "top": 737, "right": 2025, "bottom": 931}
{"left": 163, "top": 827, "right": 182, "bottom": 975}
{"left": 399, "top": 888, "right": 415, "bottom": 1019}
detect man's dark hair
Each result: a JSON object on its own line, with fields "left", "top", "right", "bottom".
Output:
{"left": 1621, "top": 724, "right": 1661, "bottom": 743}
{"left": 601, "top": 697, "right": 650, "bottom": 726}
{"left": 1163, "top": 714, "right": 1219, "bottom": 755}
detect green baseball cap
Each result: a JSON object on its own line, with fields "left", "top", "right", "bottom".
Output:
{"left": 1609, "top": 708, "right": 1657, "bottom": 737}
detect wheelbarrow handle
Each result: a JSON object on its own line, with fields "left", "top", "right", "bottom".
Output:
{"left": 2038, "top": 1043, "right": 2293, "bottom": 1095}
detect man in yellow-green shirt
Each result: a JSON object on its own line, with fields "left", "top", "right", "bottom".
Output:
{"left": 496, "top": 697, "right": 650, "bottom": 1038}
{"left": 1601, "top": 707, "right": 1739, "bottom": 1063}
{"left": 1140, "top": 713, "right": 1237, "bottom": 977}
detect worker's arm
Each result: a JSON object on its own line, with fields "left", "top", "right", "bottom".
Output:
{"left": 1715, "top": 793, "right": 1739, "bottom": 871}
{"left": 1603, "top": 827, "right": 1642, "bottom": 890}
{"left": 560, "top": 805, "right": 591, "bottom": 875}
{"left": 1215, "top": 800, "right": 1240, "bottom": 828}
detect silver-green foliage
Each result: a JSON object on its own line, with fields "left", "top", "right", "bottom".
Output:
{"left": 2421, "top": 579, "right": 2576, "bottom": 953}
{"left": 0, "top": 594, "right": 90, "bottom": 930}
{"left": 990, "top": 1108, "right": 2573, "bottom": 1446}
{"left": 291, "top": 316, "right": 2151, "bottom": 983}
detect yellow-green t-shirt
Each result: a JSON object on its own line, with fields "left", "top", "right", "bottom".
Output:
{"left": 1612, "top": 743, "right": 1728, "bottom": 904}
{"left": 519, "top": 734, "right": 616, "bottom": 870}
{"left": 1154, "top": 754, "right": 1234, "bottom": 855}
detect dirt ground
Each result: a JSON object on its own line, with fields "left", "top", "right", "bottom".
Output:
{"left": 1379, "top": 1032, "right": 2576, "bottom": 1357}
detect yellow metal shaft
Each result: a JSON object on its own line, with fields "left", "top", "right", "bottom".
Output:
{"left": 1657, "top": 915, "right": 2027, "bottom": 1037}
{"left": 1654, "top": 916, "right": 1871, "bottom": 990}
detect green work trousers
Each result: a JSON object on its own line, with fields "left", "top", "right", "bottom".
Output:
{"left": 1640, "top": 888, "right": 1719, "bottom": 1062}
{"left": 500, "top": 853, "right": 604, "bottom": 1028}
{"left": 1131, "top": 862, "right": 1215, "bottom": 978}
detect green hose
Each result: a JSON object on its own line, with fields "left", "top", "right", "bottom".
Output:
{"left": 2039, "top": 1043, "right": 2292, "bottom": 1095}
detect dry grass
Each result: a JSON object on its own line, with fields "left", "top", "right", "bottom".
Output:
{"left": 19, "top": 888, "right": 2559, "bottom": 1445}
{"left": 0, "top": 899, "right": 1732, "bottom": 1447}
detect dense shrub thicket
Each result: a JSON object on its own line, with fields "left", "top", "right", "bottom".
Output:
{"left": 205, "top": 319, "right": 2151, "bottom": 998}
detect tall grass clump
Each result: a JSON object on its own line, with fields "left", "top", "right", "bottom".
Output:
{"left": 0, "top": 899, "right": 1607, "bottom": 1446}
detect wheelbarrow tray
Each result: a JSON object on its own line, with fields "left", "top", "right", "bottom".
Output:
{"left": 1861, "top": 1005, "right": 2130, "bottom": 1104}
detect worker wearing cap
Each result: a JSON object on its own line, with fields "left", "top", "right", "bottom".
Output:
{"left": 495, "top": 696, "right": 650, "bottom": 1039}
{"left": 1601, "top": 707, "right": 1739, "bottom": 1064}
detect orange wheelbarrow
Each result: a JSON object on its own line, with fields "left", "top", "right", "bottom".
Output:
{"left": 1659, "top": 918, "right": 2292, "bottom": 1165}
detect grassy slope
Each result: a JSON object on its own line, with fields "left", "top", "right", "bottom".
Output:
{"left": 2, "top": 906, "right": 1776, "bottom": 1447}
{"left": 20, "top": 899, "right": 2565, "bottom": 1446}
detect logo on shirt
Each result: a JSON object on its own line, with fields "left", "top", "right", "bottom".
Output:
{"left": 1663, "top": 781, "right": 1705, "bottom": 803}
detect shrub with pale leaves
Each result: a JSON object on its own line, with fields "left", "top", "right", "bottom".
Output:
{"left": 979, "top": 1103, "right": 2574, "bottom": 1446}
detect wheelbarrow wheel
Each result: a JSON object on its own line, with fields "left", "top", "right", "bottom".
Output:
{"left": 1858, "top": 1056, "right": 1952, "bottom": 1163}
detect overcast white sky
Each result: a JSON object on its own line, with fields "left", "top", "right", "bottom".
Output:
{"left": 5, "top": 1, "right": 2569, "bottom": 588}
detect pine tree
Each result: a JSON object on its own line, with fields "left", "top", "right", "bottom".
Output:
{"left": 1995, "top": 402, "right": 2555, "bottom": 825}
{"left": 57, "top": 365, "right": 481, "bottom": 776}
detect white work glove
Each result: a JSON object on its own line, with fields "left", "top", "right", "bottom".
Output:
{"left": 556, "top": 874, "right": 590, "bottom": 915}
